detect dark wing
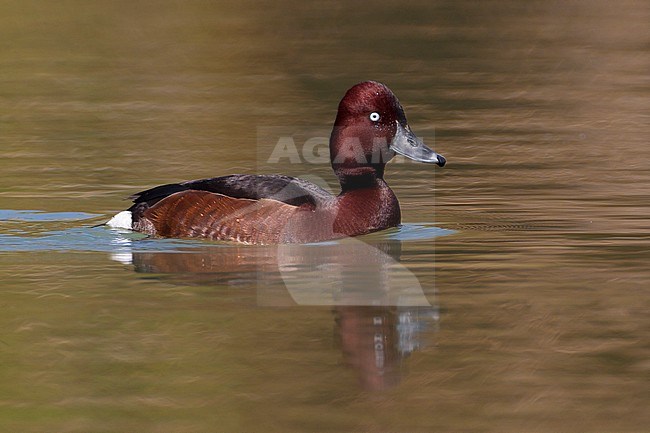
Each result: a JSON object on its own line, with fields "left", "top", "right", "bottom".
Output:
{"left": 181, "top": 174, "right": 333, "bottom": 207}
{"left": 128, "top": 174, "right": 334, "bottom": 220}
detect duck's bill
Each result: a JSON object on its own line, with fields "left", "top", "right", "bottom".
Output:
{"left": 391, "top": 121, "right": 446, "bottom": 167}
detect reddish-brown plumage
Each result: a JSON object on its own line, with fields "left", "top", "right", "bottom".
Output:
{"left": 115, "top": 81, "right": 445, "bottom": 244}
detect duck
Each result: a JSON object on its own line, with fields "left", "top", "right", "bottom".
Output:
{"left": 106, "top": 81, "right": 446, "bottom": 244}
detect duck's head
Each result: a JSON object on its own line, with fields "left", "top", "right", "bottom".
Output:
{"left": 330, "top": 81, "right": 446, "bottom": 182}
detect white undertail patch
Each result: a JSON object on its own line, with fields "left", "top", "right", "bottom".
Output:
{"left": 106, "top": 211, "right": 133, "bottom": 230}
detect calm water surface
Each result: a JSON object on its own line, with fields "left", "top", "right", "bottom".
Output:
{"left": 1, "top": 1, "right": 648, "bottom": 432}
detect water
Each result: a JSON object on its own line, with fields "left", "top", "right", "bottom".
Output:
{"left": 1, "top": 1, "right": 648, "bottom": 432}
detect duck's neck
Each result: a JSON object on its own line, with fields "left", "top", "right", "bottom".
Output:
{"left": 334, "top": 173, "right": 401, "bottom": 233}
{"left": 338, "top": 171, "right": 383, "bottom": 193}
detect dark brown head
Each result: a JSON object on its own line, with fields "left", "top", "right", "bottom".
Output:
{"left": 330, "top": 81, "right": 445, "bottom": 184}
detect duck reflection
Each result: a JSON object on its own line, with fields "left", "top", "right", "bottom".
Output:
{"left": 336, "top": 305, "right": 438, "bottom": 390}
{"left": 112, "top": 236, "right": 438, "bottom": 390}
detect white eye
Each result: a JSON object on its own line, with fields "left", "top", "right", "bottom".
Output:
{"left": 369, "top": 112, "right": 380, "bottom": 122}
